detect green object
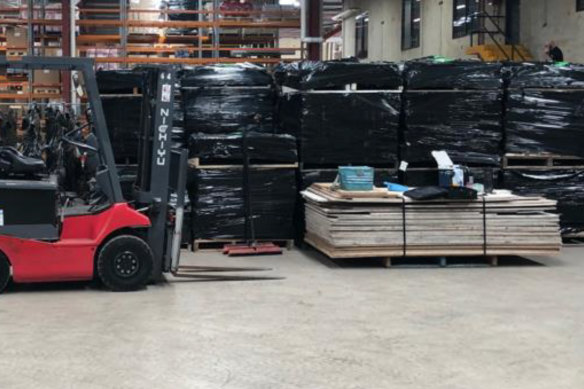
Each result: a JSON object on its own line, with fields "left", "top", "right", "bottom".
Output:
{"left": 554, "top": 61, "right": 571, "bottom": 67}
{"left": 337, "top": 166, "right": 374, "bottom": 191}
{"left": 432, "top": 55, "right": 455, "bottom": 64}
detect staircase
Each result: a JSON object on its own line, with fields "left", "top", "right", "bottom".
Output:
{"left": 466, "top": 44, "right": 533, "bottom": 62}
{"left": 466, "top": 11, "right": 533, "bottom": 62}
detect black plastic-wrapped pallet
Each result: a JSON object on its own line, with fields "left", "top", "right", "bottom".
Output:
{"left": 182, "top": 87, "right": 275, "bottom": 134}
{"left": 502, "top": 169, "right": 584, "bottom": 234}
{"left": 274, "top": 60, "right": 403, "bottom": 90}
{"left": 189, "top": 168, "right": 296, "bottom": 239}
{"left": 276, "top": 92, "right": 303, "bottom": 137}
{"left": 298, "top": 92, "right": 401, "bottom": 166}
{"left": 96, "top": 69, "right": 146, "bottom": 94}
{"left": 405, "top": 60, "right": 503, "bottom": 90}
{"left": 507, "top": 62, "right": 584, "bottom": 89}
{"left": 274, "top": 62, "right": 304, "bottom": 89}
{"left": 188, "top": 132, "right": 298, "bottom": 164}
{"left": 101, "top": 96, "right": 142, "bottom": 162}
{"left": 180, "top": 64, "right": 273, "bottom": 87}
{"left": 505, "top": 89, "right": 584, "bottom": 157}
{"left": 402, "top": 90, "right": 503, "bottom": 166}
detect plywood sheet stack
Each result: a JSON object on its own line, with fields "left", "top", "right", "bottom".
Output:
{"left": 303, "top": 184, "right": 561, "bottom": 259}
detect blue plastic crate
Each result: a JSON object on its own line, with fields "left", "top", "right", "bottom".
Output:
{"left": 337, "top": 166, "right": 374, "bottom": 191}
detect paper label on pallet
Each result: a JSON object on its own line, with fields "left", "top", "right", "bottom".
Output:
{"left": 399, "top": 161, "right": 409, "bottom": 172}
{"left": 161, "top": 84, "right": 171, "bottom": 102}
{"left": 0, "top": 210, "right": 4, "bottom": 226}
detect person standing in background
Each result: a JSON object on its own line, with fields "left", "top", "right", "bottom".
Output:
{"left": 545, "top": 41, "right": 564, "bottom": 62}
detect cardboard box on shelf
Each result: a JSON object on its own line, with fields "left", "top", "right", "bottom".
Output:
{"left": 33, "top": 70, "right": 61, "bottom": 94}
{"left": 6, "top": 27, "right": 28, "bottom": 49}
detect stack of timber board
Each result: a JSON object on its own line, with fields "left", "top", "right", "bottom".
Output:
{"left": 303, "top": 184, "right": 561, "bottom": 259}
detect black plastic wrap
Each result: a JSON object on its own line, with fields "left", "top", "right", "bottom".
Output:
{"left": 405, "top": 60, "right": 503, "bottom": 90}
{"left": 277, "top": 92, "right": 302, "bottom": 137}
{"left": 189, "top": 168, "right": 296, "bottom": 239}
{"left": 180, "top": 65, "right": 273, "bottom": 87}
{"left": 503, "top": 169, "right": 584, "bottom": 234}
{"left": 402, "top": 90, "right": 503, "bottom": 165}
{"left": 298, "top": 92, "right": 400, "bottom": 166}
{"left": 274, "top": 61, "right": 402, "bottom": 90}
{"left": 505, "top": 90, "right": 584, "bottom": 157}
{"left": 507, "top": 62, "right": 584, "bottom": 89}
{"left": 182, "top": 87, "right": 275, "bottom": 134}
{"left": 274, "top": 62, "right": 303, "bottom": 89}
{"left": 117, "top": 164, "right": 137, "bottom": 201}
{"left": 188, "top": 132, "right": 297, "bottom": 164}
{"left": 101, "top": 96, "right": 141, "bottom": 162}
{"left": 96, "top": 69, "right": 146, "bottom": 94}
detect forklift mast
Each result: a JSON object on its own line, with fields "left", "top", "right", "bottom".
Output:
{"left": 134, "top": 67, "right": 188, "bottom": 279}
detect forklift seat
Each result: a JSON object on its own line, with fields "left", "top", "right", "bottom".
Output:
{"left": 0, "top": 146, "right": 45, "bottom": 176}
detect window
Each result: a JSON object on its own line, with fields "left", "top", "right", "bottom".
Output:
{"left": 402, "top": 0, "right": 421, "bottom": 50}
{"left": 453, "top": 0, "right": 479, "bottom": 39}
{"left": 578, "top": 0, "right": 584, "bottom": 12}
{"left": 355, "top": 12, "right": 369, "bottom": 59}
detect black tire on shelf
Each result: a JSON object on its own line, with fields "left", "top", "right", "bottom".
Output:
{"left": 97, "top": 235, "right": 154, "bottom": 292}
{"left": 0, "top": 253, "right": 11, "bottom": 294}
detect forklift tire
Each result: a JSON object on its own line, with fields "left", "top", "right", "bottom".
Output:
{"left": 97, "top": 235, "right": 154, "bottom": 292}
{"left": 0, "top": 253, "right": 11, "bottom": 294}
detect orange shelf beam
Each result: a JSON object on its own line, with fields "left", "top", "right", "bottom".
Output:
{"left": 0, "top": 93, "right": 61, "bottom": 100}
{"left": 77, "top": 45, "right": 301, "bottom": 54}
{"left": 91, "top": 57, "right": 291, "bottom": 65}
{"left": 1, "top": 18, "right": 300, "bottom": 29}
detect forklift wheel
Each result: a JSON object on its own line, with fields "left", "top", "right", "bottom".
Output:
{"left": 0, "top": 253, "right": 10, "bottom": 294}
{"left": 97, "top": 235, "right": 154, "bottom": 292}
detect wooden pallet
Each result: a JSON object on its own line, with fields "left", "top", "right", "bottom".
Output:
{"left": 300, "top": 162, "right": 399, "bottom": 170}
{"left": 381, "top": 255, "right": 499, "bottom": 267}
{"left": 503, "top": 153, "right": 584, "bottom": 169}
{"left": 188, "top": 157, "right": 298, "bottom": 170}
{"left": 193, "top": 239, "right": 294, "bottom": 252}
{"left": 302, "top": 86, "right": 404, "bottom": 92}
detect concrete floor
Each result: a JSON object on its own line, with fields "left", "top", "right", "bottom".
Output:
{"left": 1, "top": 247, "right": 584, "bottom": 389}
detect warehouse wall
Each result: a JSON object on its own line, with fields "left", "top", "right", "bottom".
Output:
{"left": 521, "top": 0, "right": 584, "bottom": 62}
{"left": 341, "top": 0, "right": 584, "bottom": 62}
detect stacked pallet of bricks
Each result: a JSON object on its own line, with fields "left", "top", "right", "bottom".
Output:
{"left": 275, "top": 61, "right": 401, "bottom": 240}
{"left": 502, "top": 63, "right": 584, "bottom": 237}
{"left": 96, "top": 70, "right": 146, "bottom": 165}
{"left": 182, "top": 65, "right": 297, "bottom": 250}
{"left": 400, "top": 59, "right": 503, "bottom": 189}
{"left": 302, "top": 184, "right": 561, "bottom": 262}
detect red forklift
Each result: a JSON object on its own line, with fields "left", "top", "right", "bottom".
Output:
{"left": 0, "top": 57, "right": 192, "bottom": 292}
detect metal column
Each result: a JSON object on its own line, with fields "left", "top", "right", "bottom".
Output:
{"left": 61, "top": 0, "right": 72, "bottom": 103}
